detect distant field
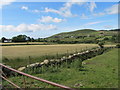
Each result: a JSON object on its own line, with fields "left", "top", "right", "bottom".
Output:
{"left": 2, "top": 44, "right": 98, "bottom": 59}
{"left": 0, "top": 42, "right": 48, "bottom": 46}
{"left": 0, "top": 42, "right": 45, "bottom": 44}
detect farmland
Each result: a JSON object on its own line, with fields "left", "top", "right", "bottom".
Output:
{"left": 2, "top": 44, "right": 98, "bottom": 69}
{"left": 0, "top": 42, "right": 46, "bottom": 45}
{"left": 2, "top": 48, "right": 119, "bottom": 88}
{"left": 0, "top": 42, "right": 50, "bottom": 46}
{"left": 2, "top": 44, "right": 98, "bottom": 58}
{"left": 1, "top": 29, "right": 119, "bottom": 88}
{"left": 46, "top": 29, "right": 119, "bottom": 44}
{"left": 1, "top": 1, "right": 119, "bottom": 89}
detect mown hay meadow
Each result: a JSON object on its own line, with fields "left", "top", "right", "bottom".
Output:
{"left": 2, "top": 44, "right": 98, "bottom": 69}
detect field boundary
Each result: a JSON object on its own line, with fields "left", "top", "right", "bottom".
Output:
{"left": 17, "top": 47, "right": 113, "bottom": 72}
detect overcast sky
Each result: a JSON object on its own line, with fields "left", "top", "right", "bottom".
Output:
{"left": 0, "top": 1, "right": 119, "bottom": 38}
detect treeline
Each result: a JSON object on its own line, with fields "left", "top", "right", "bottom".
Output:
{"left": 1, "top": 35, "right": 34, "bottom": 43}
{"left": 12, "top": 35, "right": 35, "bottom": 42}
{"left": 1, "top": 33, "right": 119, "bottom": 44}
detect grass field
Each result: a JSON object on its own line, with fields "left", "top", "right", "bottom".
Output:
{"left": 1, "top": 44, "right": 115, "bottom": 69}
{"left": 2, "top": 48, "right": 118, "bottom": 88}
{"left": 0, "top": 42, "right": 50, "bottom": 46}
{"left": 2, "top": 44, "right": 98, "bottom": 69}
{"left": 2, "top": 44, "right": 98, "bottom": 58}
{"left": 31, "top": 48, "right": 118, "bottom": 88}
{"left": 0, "top": 42, "right": 47, "bottom": 45}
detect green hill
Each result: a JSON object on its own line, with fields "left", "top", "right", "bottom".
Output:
{"left": 45, "top": 29, "right": 119, "bottom": 44}
{"left": 48, "top": 29, "right": 98, "bottom": 39}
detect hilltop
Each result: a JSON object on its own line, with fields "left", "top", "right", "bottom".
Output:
{"left": 48, "top": 29, "right": 97, "bottom": 38}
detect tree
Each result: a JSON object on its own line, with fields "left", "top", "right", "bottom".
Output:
{"left": 12, "top": 35, "right": 32, "bottom": 42}
{"left": 27, "top": 37, "right": 31, "bottom": 42}
{"left": 31, "top": 38, "right": 35, "bottom": 42}
{"left": 98, "top": 41, "right": 104, "bottom": 48}
{"left": 116, "top": 44, "right": 120, "bottom": 48}
{"left": 1, "top": 37, "right": 6, "bottom": 43}
{"left": 111, "top": 35, "right": 119, "bottom": 43}
{"left": 103, "top": 37, "right": 109, "bottom": 41}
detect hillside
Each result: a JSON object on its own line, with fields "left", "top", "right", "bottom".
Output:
{"left": 48, "top": 29, "right": 98, "bottom": 39}
{"left": 45, "top": 29, "right": 119, "bottom": 44}
{"left": 48, "top": 29, "right": 118, "bottom": 39}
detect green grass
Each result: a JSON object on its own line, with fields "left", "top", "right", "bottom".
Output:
{"left": 2, "top": 48, "right": 118, "bottom": 88}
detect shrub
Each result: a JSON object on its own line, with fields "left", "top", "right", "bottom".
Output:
{"left": 98, "top": 42, "right": 104, "bottom": 48}
{"left": 116, "top": 44, "right": 120, "bottom": 48}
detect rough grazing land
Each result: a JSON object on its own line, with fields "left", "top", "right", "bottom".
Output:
{"left": 35, "top": 48, "right": 118, "bottom": 88}
{"left": 2, "top": 48, "right": 118, "bottom": 88}
{"left": 30, "top": 48, "right": 118, "bottom": 88}
{"left": 2, "top": 44, "right": 97, "bottom": 58}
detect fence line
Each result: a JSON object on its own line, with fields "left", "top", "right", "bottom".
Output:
{"left": 0, "top": 63, "right": 75, "bottom": 90}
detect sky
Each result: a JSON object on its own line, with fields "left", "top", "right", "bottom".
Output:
{"left": 0, "top": 1, "right": 119, "bottom": 38}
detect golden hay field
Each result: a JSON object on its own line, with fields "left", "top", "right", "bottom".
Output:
{"left": 2, "top": 44, "right": 98, "bottom": 58}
